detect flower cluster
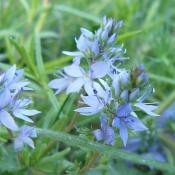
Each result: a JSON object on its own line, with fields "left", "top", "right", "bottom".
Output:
{"left": 0, "top": 65, "right": 40, "bottom": 151}
{"left": 49, "top": 17, "right": 158, "bottom": 146}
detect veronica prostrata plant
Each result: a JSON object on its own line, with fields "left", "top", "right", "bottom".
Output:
{"left": 49, "top": 17, "right": 159, "bottom": 146}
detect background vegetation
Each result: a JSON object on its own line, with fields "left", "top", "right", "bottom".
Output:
{"left": 0, "top": 0, "right": 175, "bottom": 174}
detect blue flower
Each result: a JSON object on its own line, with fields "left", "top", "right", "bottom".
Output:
{"left": 10, "top": 96, "right": 41, "bottom": 123}
{"left": 48, "top": 17, "right": 159, "bottom": 148}
{"left": 112, "top": 103, "right": 148, "bottom": 146}
{"left": 0, "top": 66, "right": 40, "bottom": 133}
{"left": 0, "top": 65, "right": 30, "bottom": 92}
{"left": 49, "top": 62, "right": 110, "bottom": 95}
{"left": 75, "top": 80, "right": 111, "bottom": 116}
{"left": 14, "top": 125, "right": 37, "bottom": 151}
{"left": 93, "top": 114, "right": 115, "bottom": 145}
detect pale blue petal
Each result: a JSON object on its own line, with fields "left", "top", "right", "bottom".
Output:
{"left": 64, "top": 64, "right": 84, "bottom": 77}
{"left": 112, "top": 77, "right": 120, "bottom": 96}
{"left": 20, "top": 125, "right": 37, "bottom": 138}
{"left": 14, "top": 138, "right": 23, "bottom": 152}
{"left": 23, "top": 137, "right": 35, "bottom": 148}
{"left": 62, "top": 51, "right": 83, "bottom": 57}
{"left": 80, "top": 28, "right": 94, "bottom": 38}
{"left": 0, "top": 89, "right": 11, "bottom": 108}
{"left": 76, "top": 35, "right": 88, "bottom": 51}
{"left": 101, "top": 28, "right": 108, "bottom": 40}
{"left": 81, "top": 95, "right": 100, "bottom": 107}
{"left": 125, "top": 116, "right": 148, "bottom": 131}
{"left": 117, "top": 103, "right": 132, "bottom": 117}
{"left": 120, "top": 124, "right": 128, "bottom": 146}
{"left": 120, "top": 89, "right": 129, "bottom": 102}
{"left": 4, "top": 65, "right": 16, "bottom": 83}
{"left": 119, "top": 71, "right": 129, "bottom": 85}
{"left": 137, "top": 85, "right": 154, "bottom": 102}
{"left": 105, "top": 127, "right": 115, "bottom": 145}
{"left": 112, "top": 117, "right": 121, "bottom": 128}
{"left": 93, "top": 129, "right": 103, "bottom": 141}
{"left": 75, "top": 107, "right": 100, "bottom": 116}
{"left": 135, "top": 103, "right": 159, "bottom": 116}
{"left": 9, "top": 81, "right": 30, "bottom": 90}
{"left": 90, "top": 39, "right": 99, "bottom": 55}
{"left": 13, "top": 112, "right": 33, "bottom": 123}
{"left": 84, "top": 81, "right": 105, "bottom": 98}
{"left": 16, "top": 109, "right": 40, "bottom": 116}
{"left": 48, "top": 78, "right": 69, "bottom": 93}
{"left": 129, "top": 88, "right": 140, "bottom": 101}
{"left": 0, "top": 110, "right": 18, "bottom": 131}
{"left": 107, "top": 33, "right": 116, "bottom": 45}
{"left": 100, "top": 113, "right": 107, "bottom": 130}
{"left": 66, "top": 78, "right": 84, "bottom": 93}
{"left": 91, "top": 61, "right": 108, "bottom": 79}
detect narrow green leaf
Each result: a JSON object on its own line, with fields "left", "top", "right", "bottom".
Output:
{"left": 34, "top": 33, "right": 59, "bottom": 111}
{"left": 38, "top": 128, "right": 175, "bottom": 173}
{"left": 118, "top": 30, "right": 141, "bottom": 42}
{"left": 9, "top": 37, "right": 38, "bottom": 77}
{"left": 149, "top": 73, "right": 175, "bottom": 85}
{"left": 55, "top": 5, "right": 101, "bottom": 23}
{"left": 34, "top": 33, "right": 47, "bottom": 79}
{"left": 144, "top": 1, "right": 160, "bottom": 27}
{"left": 38, "top": 148, "right": 71, "bottom": 164}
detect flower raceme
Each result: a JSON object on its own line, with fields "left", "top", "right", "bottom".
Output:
{"left": 0, "top": 65, "right": 40, "bottom": 151}
{"left": 49, "top": 17, "right": 159, "bottom": 146}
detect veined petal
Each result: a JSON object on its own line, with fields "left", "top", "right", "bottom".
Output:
{"left": 117, "top": 103, "right": 132, "bottom": 117}
{"left": 119, "top": 124, "right": 128, "bottom": 146}
{"left": 104, "top": 127, "right": 115, "bottom": 145}
{"left": 4, "top": 65, "right": 16, "bottom": 83}
{"left": 112, "top": 77, "right": 120, "bottom": 96}
{"left": 125, "top": 116, "right": 148, "bottom": 131}
{"left": 9, "top": 81, "right": 30, "bottom": 90}
{"left": 14, "top": 109, "right": 40, "bottom": 116}
{"left": 76, "top": 35, "right": 88, "bottom": 52}
{"left": 64, "top": 64, "right": 84, "bottom": 78}
{"left": 80, "top": 28, "right": 94, "bottom": 38}
{"left": 84, "top": 81, "right": 105, "bottom": 98}
{"left": 23, "top": 137, "right": 35, "bottom": 148}
{"left": 91, "top": 61, "right": 108, "bottom": 79}
{"left": 137, "top": 85, "right": 154, "bottom": 102}
{"left": 81, "top": 95, "right": 100, "bottom": 107}
{"left": 0, "top": 110, "right": 18, "bottom": 131}
{"left": 13, "top": 112, "right": 33, "bottom": 123}
{"left": 75, "top": 107, "right": 101, "bottom": 116}
{"left": 20, "top": 125, "right": 37, "bottom": 138}
{"left": 93, "top": 129, "right": 103, "bottom": 141}
{"left": 135, "top": 103, "right": 159, "bottom": 116}
{"left": 0, "top": 89, "right": 11, "bottom": 108}
{"left": 66, "top": 78, "right": 84, "bottom": 94}
{"left": 48, "top": 78, "right": 69, "bottom": 93}
{"left": 112, "top": 117, "right": 121, "bottom": 128}
{"left": 62, "top": 51, "right": 83, "bottom": 57}
{"left": 90, "top": 39, "right": 99, "bottom": 55}
{"left": 119, "top": 70, "right": 129, "bottom": 85}
{"left": 14, "top": 138, "right": 23, "bottom": 151}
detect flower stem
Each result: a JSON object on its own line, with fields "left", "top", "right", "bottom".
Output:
{"left": 80, "top": 151, "right": 100, "bottom": 175}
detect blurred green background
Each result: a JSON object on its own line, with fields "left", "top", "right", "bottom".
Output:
{"left": 0, "top": 0, "right": 175, "bottom": 174}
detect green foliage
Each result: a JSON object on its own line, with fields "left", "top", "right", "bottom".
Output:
{"left": 0, "top": 0, "right": 175, "bottom": 174}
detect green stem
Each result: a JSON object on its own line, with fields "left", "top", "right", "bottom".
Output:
{"left": 80, "top": 151, "right": 99, "bottom": 175}
{"left": 37, "top": 128, "right": 175, "bottom": 173}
